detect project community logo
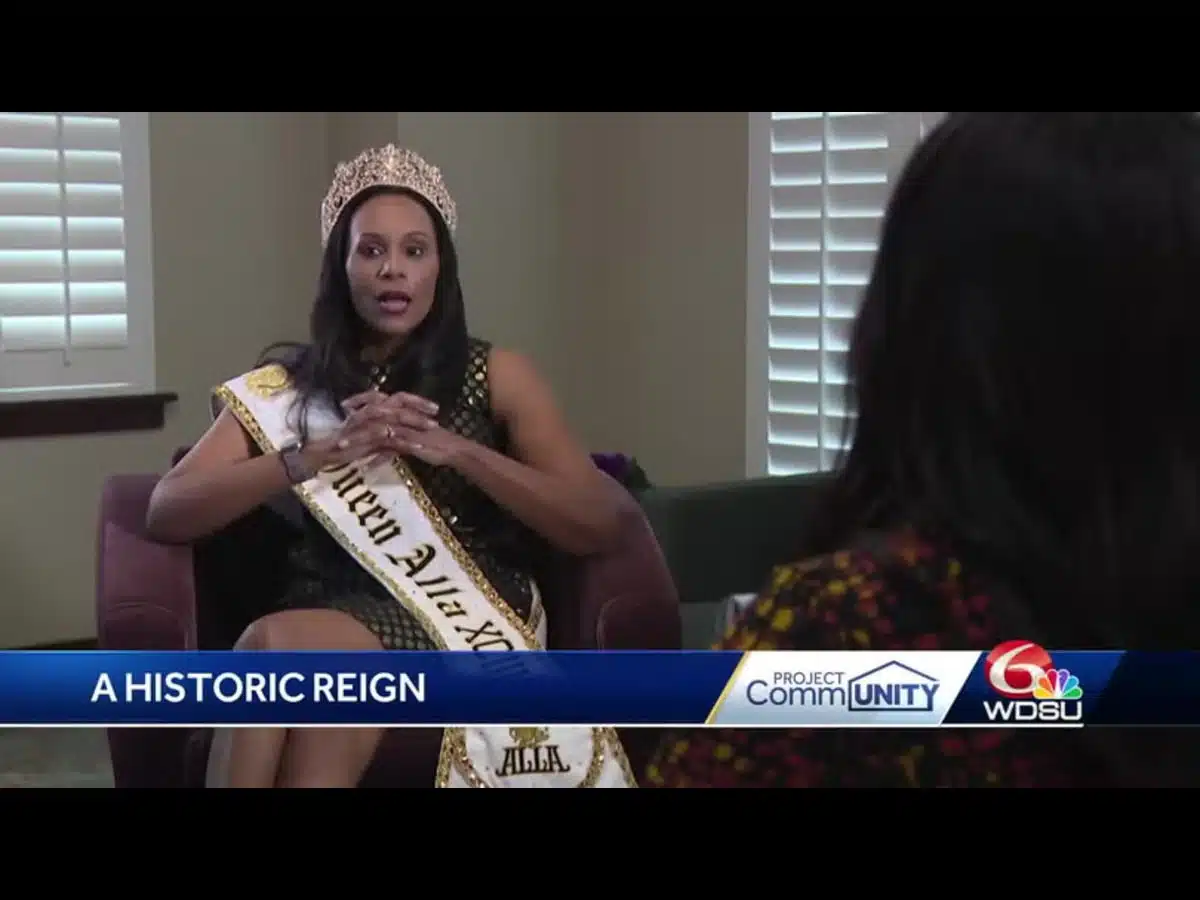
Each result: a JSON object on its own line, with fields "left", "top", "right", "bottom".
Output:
{"left": 982, "top": 640, "right": 1083, "bottom": 724}
{"left": 704, "top": 650, "right": 972, "bottom": 728}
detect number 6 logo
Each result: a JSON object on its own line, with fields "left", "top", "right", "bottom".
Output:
{"left": 985, "top": 640, "right": 1053, "bottom": 699}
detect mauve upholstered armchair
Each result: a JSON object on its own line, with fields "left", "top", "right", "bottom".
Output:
{"left": 96, "top": 459, "right": 682, "bottom": 788}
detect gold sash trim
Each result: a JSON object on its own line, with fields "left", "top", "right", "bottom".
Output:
{"left": 214, "top": 364, "right": 637, "bottom": 789}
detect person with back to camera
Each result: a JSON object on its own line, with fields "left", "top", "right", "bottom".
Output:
{"left": 144, "top": 144, "right": 638, "bottom": 789}
{"left": 644, "top": 112, "right": 1200, "bottom": 789}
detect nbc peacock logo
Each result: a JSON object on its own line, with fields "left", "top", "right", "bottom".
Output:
{"left": 981, "top": 640, "right": 1084, "bottom": 724}
{"left": 1032, "top": 668, "right": 1083, "bottom": 702}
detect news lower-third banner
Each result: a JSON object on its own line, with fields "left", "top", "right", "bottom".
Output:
{"left": 0, "top": 644, "right": 1192, "bottom": 727}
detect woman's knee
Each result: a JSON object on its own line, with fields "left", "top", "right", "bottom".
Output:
{"left": 234, "top": 609, "right": 383, "bottom": 652}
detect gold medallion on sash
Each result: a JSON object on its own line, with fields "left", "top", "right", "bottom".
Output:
{"left": 215, "top": 365, "right": 638, "bottom": 789}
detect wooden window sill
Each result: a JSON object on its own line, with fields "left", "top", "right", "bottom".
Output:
{"left": 0, "top": 392, "right": 178, "bottom": 440}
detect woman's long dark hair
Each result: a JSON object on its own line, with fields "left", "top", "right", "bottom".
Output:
{"left": 800, "top": 112, "right": 1200, "bottom": 787}
{"left": 259, "top": 185, "right": 468, "bottom": 442}
{"left": 806, "top": 112, "right": 1200, "bottom": 653}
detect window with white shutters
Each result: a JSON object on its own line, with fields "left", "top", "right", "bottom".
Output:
{"left": 746, "top": 111, "right": 944, "bottom": 477}
{"left": 0, "top": 112, "right": 155, "bottom": 402}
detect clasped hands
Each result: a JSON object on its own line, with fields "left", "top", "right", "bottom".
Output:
{"left": 307, "top": 389, "right": 465, "bottom": 469}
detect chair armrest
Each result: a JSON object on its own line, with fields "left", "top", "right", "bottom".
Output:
{"left": 545, "top": 477, "right": 681, "bottom": 651}
{"left": 95, "top": 474, "right": 197, "bottom": 651}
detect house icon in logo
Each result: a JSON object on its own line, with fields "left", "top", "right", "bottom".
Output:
{"left": 847, "top": 661, "right": 940, "bottom": 712}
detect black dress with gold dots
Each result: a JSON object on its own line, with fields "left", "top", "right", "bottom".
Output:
{"left": 273, "top": 337, "right": 546, "bottom": 649}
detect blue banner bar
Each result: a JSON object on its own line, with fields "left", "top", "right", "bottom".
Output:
{"left": 6, "top": 648, "right": 1200, "bottom": 728}
{"left": 0, "top": 650, "right": 742, "bottom": 726}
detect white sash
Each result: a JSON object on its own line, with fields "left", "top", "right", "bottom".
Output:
{"left": 215, "top": 364, "right": 637, "bottom": 789}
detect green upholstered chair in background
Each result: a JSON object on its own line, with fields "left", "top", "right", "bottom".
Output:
{"left": 638, "top": 473, "right": 832, "bottom": 648}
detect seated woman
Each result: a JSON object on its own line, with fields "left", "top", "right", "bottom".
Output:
{"left": 145, "top": 144, "right": 637, "bottom": 789}
{"left": 645, "top": 112, "right": 1200, "bottom": 788}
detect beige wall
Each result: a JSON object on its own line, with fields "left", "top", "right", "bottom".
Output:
{"left": 1, "top": 112, "right": 750, "bottom": 648}
{"left": 557, "top": 112, "right": 748, "bottom": 482}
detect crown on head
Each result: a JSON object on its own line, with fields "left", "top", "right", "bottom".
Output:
{"left": 320, "top": 144, "right": 457, "bottom": 246}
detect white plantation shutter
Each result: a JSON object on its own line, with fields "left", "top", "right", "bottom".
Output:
{"left": 0, "top": 112, "right": 155, "bottom": 401}
{"left": 752, "top": 111, "right": 945, "bottom": 476}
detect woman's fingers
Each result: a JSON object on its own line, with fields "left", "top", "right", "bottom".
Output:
{"left": 388, "top": 392, "right": 439, "bottom": 417}
{"left": 333, "top": 391, "right": 437, "bottom": 463}
{"left": 343, "top": 390, "right": 435, "bottom": 414}
{"left": 347, "top": 405, "right": 435, "bottom": 432}
{"left": 321, "top": 418, "right": 440, "bottom": 468}
{"left": 341, "top": 390, "right": 388, "bottom": 413}
{"left": 388, "top": 409, "right": 437, "bottom": 430}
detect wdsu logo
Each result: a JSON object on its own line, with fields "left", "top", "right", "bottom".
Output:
{"left": 982, "top": 640, "right": 1083, "bottom": 724}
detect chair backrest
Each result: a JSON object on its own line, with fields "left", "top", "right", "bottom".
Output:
{"left": 639, "top": 473, "right": 832, "bottom": 648}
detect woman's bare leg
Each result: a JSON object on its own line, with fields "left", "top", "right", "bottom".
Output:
{"left": 205, "top": 609, "right": 387, "bottom": 788}
{"left": 205, "top": 616, "right": 290, "bottom": 788}
{"left": 206, "top": 725, "right": 287, "bottom": 788}
{"left": 274, "top": 720, "right": 386, "bottom": 788}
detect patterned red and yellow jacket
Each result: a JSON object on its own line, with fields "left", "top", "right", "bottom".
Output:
{"left": 642, "top": 528, "right": 1106, "bottom": 788}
